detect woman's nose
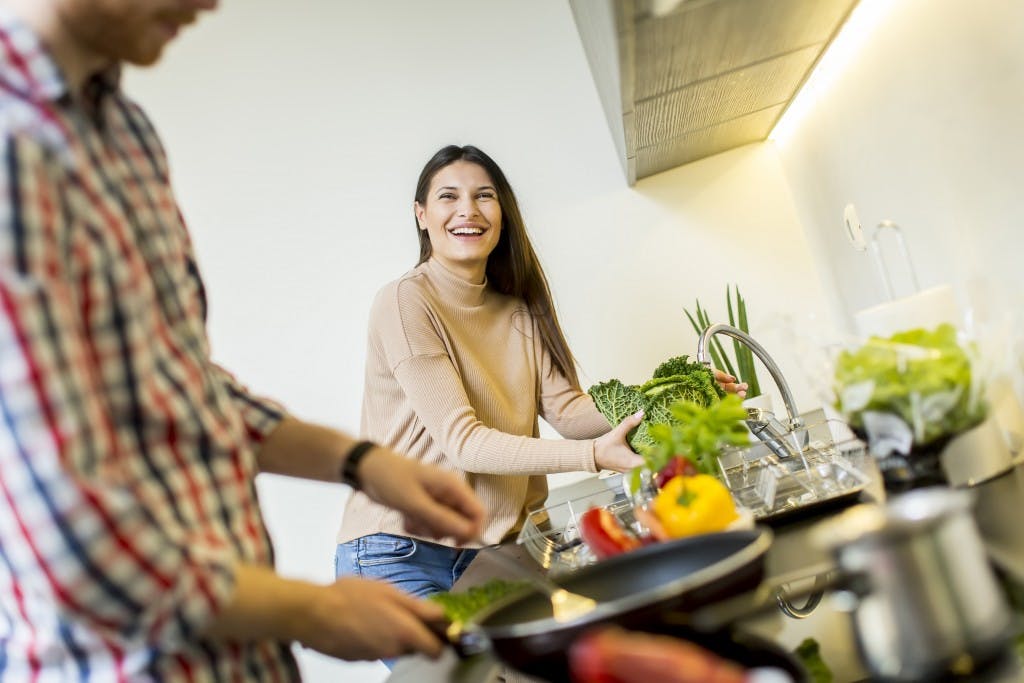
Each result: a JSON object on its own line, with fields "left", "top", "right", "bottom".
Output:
{"left": 457, "top": 198, "right": 479, "bottom": 217}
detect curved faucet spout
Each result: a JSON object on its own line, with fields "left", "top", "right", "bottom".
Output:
{"left": 696, "top": 323, "right": 804, "bottom": 431}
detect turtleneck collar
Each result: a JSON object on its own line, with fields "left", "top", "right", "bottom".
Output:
{"left": 421, "top": 258, "right": 488, "bottom": 308}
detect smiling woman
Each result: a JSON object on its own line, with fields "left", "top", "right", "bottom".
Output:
{"left": 334, "top": 146, "right": 647, "bottom": 663}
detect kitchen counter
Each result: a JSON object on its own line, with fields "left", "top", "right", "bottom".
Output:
{"left": 387, "top": 460, "right": 1024, "bottom": 683}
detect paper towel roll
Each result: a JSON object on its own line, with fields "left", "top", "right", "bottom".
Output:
{"left": 854, "top": 284, "right": 960, "bottom": 337}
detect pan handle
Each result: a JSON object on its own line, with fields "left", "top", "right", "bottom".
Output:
{"left": 436, "top": 619, "right": 491, "bottom": 657}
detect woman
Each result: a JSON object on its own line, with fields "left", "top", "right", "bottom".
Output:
{"left": 335, "top": 145, "right": 742, "bottom": 599}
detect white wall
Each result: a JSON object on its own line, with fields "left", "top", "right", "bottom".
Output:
{"left": 774, "top": 0, "right": 1024, "bottom": 336}
{"left": 125, "top": 1, "right": 827, "bottom": 680}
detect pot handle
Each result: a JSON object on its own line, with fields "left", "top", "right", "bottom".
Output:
{"left": 667, "top": 568, "right": 869, "bottom": 632}
{"left": 775, "top": 572, "right": 830, "bottom": 619}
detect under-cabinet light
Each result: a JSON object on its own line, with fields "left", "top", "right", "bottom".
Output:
{"left": 768, "top": 0, "right": 897, "bottom": 145}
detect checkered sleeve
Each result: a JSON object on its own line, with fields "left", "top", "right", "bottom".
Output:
{"left": 209, "top": 363, "right": 287, "bottom": 444}
{"left": 0, "top": 135, "right": 236, "bottom": 649}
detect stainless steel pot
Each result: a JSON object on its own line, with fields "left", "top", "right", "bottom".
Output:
{"left": 812, "top": 487, "right": 1013, "bottom": 681}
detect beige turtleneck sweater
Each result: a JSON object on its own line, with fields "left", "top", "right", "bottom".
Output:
{"left": 337, "top": 258, "right": 611, "bottom": 546}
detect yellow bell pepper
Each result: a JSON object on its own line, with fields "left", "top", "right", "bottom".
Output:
{"left": 652, "top": 474, "right": 737, "bottom": 538}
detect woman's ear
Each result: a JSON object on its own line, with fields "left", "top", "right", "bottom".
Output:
{"left": 414, "top": 202, "right": 426, "bottom": 230}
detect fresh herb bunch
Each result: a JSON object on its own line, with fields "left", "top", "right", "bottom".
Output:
{"left": 428, "top": 578, "right": 532, "bottom": 625}
{"left": 632, "top": 394, "right": 749, "bottom": 491}
{"left": 589, "top": 356, "right": 722, "bottom": 451}
{"left": 684, "top": 285, "right": 761, "bottom": 398}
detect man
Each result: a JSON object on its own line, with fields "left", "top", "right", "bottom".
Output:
{"left": 0, "top": 0, "right": 484, "bottom": 679}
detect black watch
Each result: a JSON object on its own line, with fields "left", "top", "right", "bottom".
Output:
{"left": 340, "top": 441, "right": 376, "bottom": 490}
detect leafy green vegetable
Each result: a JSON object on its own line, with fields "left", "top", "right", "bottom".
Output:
{"left": 652, "top": 357, "right": 724, "bottom": 399}
{"left": 834, "top": 324, "right": 986, "bottom": 446}
{"left": 794, "top": 638, "right": 833, "bottom": 683}
{"left": 640, "top": 373, "right": 723, "bottom": 427}
{"left": 588, "top": 379, "right": 650, "bottom": 451}
{"left": 428, "top": 578, "right": 532, "bottom": 625}
{"left": 589, "top": 356, "right": 723, "bottom": 453}
{"left": 642, "top": 394, "right": 750, "bottom": 478}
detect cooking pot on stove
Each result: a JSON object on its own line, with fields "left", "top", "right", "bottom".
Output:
{"left": 811, "top": 487, "right": 1014, "bottom": 681}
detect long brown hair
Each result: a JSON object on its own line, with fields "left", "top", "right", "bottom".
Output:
{"left": 414, "top": 145, "right": 581, "bottom": 389}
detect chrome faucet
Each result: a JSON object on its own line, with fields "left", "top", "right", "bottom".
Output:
{"left": 697, "top": 323, "right": 805, "bottom": 457}
{"left": 745, "top": 407, "right": 803, "bottom": 459}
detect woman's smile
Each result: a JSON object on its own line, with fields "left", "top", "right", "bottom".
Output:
{"left": 448, "top": 222, "right": 488, "bottom": 238}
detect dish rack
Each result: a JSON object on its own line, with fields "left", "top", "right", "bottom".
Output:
{"left": 516, "top": 479, "right": 635, "bottom": 573}
{"left": 518, "top": 412, "right": 873, "bottom": 571}
{"left": 716, "top": 416, "right": 872, "bottom": 524}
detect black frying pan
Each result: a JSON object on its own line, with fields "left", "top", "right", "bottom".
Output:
{"left": 451, "top": 528, "right": 784, "bottom": 682}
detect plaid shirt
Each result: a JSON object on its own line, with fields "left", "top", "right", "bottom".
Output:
{"left": 0, "top": 11, "right": 298, "bottom": 682}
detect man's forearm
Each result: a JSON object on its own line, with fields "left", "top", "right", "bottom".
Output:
{"left": 201, "top": 563, "right": 313, "bottom": 644}
{"left": 255, "top": 417, "right": 358, "bottom": 482}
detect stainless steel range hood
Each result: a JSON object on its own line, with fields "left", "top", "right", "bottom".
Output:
{"left": 570, "top": 0, "right": 858, "bottom": 184}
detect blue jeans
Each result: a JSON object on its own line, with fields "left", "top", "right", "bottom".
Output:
{"left": 335, "top": 533, "right": 479, "bottom": 598}
{"left": 335, "top": 533, "right": 478, "bottom": 668}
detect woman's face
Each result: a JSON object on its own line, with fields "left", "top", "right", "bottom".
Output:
{"left": 415, "top": 160, "right": 502, "bottom": 284}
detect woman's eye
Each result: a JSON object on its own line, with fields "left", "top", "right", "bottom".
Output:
{"left": 478, "top": 193, "right": 495, "bottom": 200}
{"left": 439, "top": 193, "right": 456, "bottom": 200}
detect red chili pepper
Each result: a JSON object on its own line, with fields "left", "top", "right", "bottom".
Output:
{"left": 579, "top": 507, "right": 642, "bottom": 560}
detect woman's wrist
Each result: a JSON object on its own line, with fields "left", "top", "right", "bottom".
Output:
{"left": 591, "top": 437, "right": 604, "bottom": 472}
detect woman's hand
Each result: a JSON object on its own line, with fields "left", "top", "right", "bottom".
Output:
{"left": 714, "top": 370, "right": 748, "bottom": 399}
{"left": 256, "top": 419, "right": 483, "bottom": 542}
{"left": 359, "top": 448, "right": 485, "bottom": 544}
{"left": 594, "top": 410, "right": 645, "bottom": 472}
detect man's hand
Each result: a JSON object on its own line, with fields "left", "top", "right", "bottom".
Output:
{"left": 714, "top": 370, "right": 748, "bottom": 399}
{"left": 358, "top": 448, "right": 485, "bottom": 544}
{"left": 295, "top": 577, "right": 448, "bottom": 661}
{"left": 594, "top": 409, "right": 645, "bottom": 472}
{"left": 204, "top": 565, "right": 449, "bottom": 661}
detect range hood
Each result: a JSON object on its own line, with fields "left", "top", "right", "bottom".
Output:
{"left": 570, "top": 0, "right": 858, "bottom": 184}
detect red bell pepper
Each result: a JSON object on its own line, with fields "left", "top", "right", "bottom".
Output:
{"left": 579, "top": 507, "right": 641, "bottom": 560}
{"left": 569, "top": 627, "right": 745, "bottom": 683}
{"left": 654, "top": 455, "right": 698, "bottom": 489}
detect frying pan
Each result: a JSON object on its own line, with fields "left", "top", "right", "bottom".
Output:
{"left": 449, "top": 528, "right": 778, "bottom": 681}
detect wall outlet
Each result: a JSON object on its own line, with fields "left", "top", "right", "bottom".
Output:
{"left": 843, "top": 203, "right": 866, "bottom": 251}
